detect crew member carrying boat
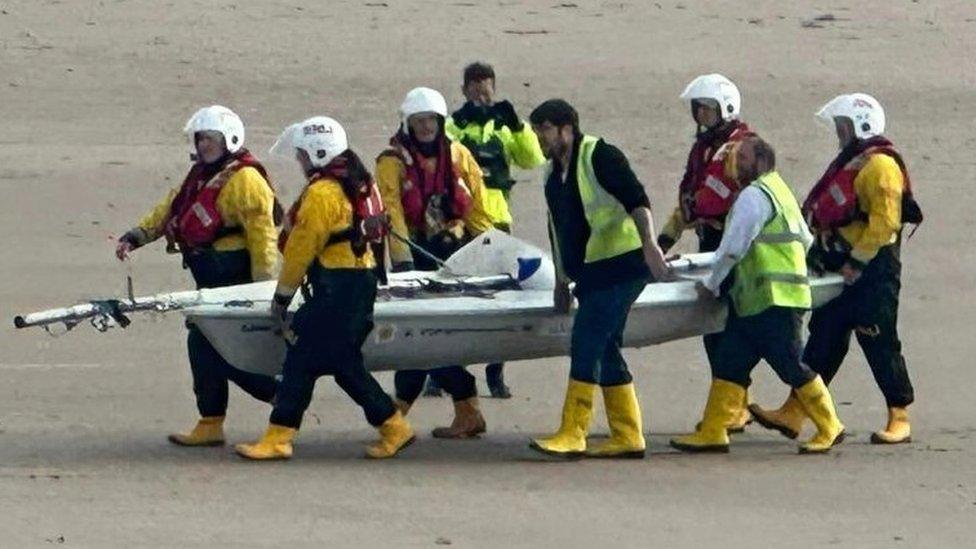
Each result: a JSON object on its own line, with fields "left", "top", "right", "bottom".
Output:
{"left": 750, "top": 93, "right": 921, "bottom": 445}
{"left": 528, "top": 99, "right": 671, "bottom": 459}
{"left": 235, "top": 116, "right": 415, "bottom": 460}
{"left": 115, "top": 105, "right": 281, "bottom": 447}
{"left": 376, "top": 87, "right": 494, "bottom": 439}
{"left": 659, "top": 74, "right": 757, "bottom": 434}
{"left": 669, "top": 135, "right": 846, "bottom": 454}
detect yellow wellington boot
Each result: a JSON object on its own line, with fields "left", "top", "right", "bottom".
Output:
{"left": 167, "top": 416, "right": 225, "bottom": 447}
{"left": 795, "top": 376, "right": 846, "bottom": 454}
{"left": 670, "top": 379, "right": 744, "bottom": 453}
{"left": 234, "top": 424, "right": 297, "bottom": 461}
{"left": 530, "top": 379, "right": 596, "bottom": 458}
{"left": 870, "top": 407, "right": 911, "bottom": 444}
{"left": 366, "top": 410, "right": 416, "bottom": 459}
{"left": 586, "top": 383, "right": 645, "bottom": 459}
{"left": 748, "top": 391, "right": 807, "bottom": 440}
{"left": 696, "top": 388, "right": 752, "bottom": 434}
{"left": 431, "top": 397, "right": 487, "bottom": 439}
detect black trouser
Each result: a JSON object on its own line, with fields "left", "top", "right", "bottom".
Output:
{"left": 184, "top": 249, "right": 278, "bottom": 416}
{"left": 712, "top": 306, "right": 817, "bottom": 389}
{"left": 697, "top": 226, "right": 724, "bottom": 377}
{"left": 394, "top": 232, "right": 477, "bottom": 404}
{"left": 395, "top": 367, "right": 478, "bottom": 403}
{"left": 270, "top": 268, "right": 396, "bottom": 429}
{"left": 802, "top": 244, "right": 914, "bottom": 408}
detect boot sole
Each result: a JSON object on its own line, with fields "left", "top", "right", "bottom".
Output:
{"left": 431, "top": 427, "right": 486, "bottom": 439}
{"left": 366, "top": 435, "right": 417, "bottom": 459}
{"left": 696, "top": 420, "right": 753, "bottom": 435}
{"left": 233, "top": 448, "right": 292, "bottom": 460}
{"left": 798, "top": 430, "right": 846, "bottom": 454}
{"left": 528, "top": 440, "right": 584, "bottom": 460}
{"left": 747, "top": 404, "right": 800, "bottom": 440}
{"left": 167, "top": 435, "right": 225, "bottom": 447}
{"left": 869, "top": 433, "right": 911, "bottom": 445}
{"left": 669, "top": 440, "right": 729, "bottom": 454}
{"left": 585, "top": 450, "right": 646, "bottom": 459}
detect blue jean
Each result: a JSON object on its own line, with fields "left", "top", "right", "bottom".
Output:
{"left": 570, "top": 278, "right": 646, "bottom": 386}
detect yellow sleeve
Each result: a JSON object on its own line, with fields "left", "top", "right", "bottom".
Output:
{"left": 216, "top": 167, "right": 280, "bottom": 281}
{"left": 660, "top": 205, "right": 687, "bottom": 242}
{"left": 376, "top": 154, "right": 413, "bottom": 264}
{"left": 276, "top": 183, "right": 343, "bottom": 295}
{"left": 136, "top": 188, "right": 179, "bottom": 243}
{"left": 850, "top": 154, "right": 904, "bottom": 265}
{"left": 454, "top": 144, "right": 495, "bottom": 235}
{"left": 503, "top": 124, "right": 546, "bottom": 170}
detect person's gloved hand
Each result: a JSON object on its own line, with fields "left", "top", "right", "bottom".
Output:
{"left": 492, "top": 100, "right": 522, "bottom": 131}
{"left": 271, "top": 291, "right": 292, "bottom": 323}
{"left": 840, "top": 261, "right": 863, "bottom": 286}
{"left": 361, "top": 213, "right": 390, "bottom": 240}
{"left": 553, "top": 281, "right": 573, "bottom": 314}
{"left": 657, "top": 234, "right": 676, "bottom": 254}
{"left": 115, "top": 228, "right": 143, "bottom": 261}
{"left": 806, "top": 247, "right": 827, "bottom": 276}
{"left": 391, "top": 261, "right": 415, "bottom": 273}
{"left": 271, "top": 291, "right": 294, "bottom": 342}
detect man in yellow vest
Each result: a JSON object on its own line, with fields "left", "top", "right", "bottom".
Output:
{"left": 527, "top": 99, "right": 671, "bottom": 459}
{"left": 750, "top": 93, "right": 918, "bottom": 445}
{"left": 443, "top": 61, "right": 546, "bottom": 399}
{"left": 670, "top": 136, "right": 846, "bottom": 454}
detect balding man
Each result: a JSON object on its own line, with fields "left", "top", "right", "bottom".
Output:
{"left": 670, "top": 136, "right": 846, "bottom": 455}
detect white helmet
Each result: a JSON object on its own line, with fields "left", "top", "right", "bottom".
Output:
{"left": 816, "top": 93, "right": 886, "bottom": 140}
{"left": 399, "top": 87, "right": 448, "bottom": 126}
{"left": 270, "top": 116, "right": 349, "bottom": 168}
{"left": 680, "top": 73, "right": 741, "bottom": 121}
{"left": 184, "top": 105, "right": 245, "bottom": 154}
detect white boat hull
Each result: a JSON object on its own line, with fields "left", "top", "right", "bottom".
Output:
{"left": 183, "top": 232, "right": 844, "bottom": 377}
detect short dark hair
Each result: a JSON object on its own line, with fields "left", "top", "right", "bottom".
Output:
{"left": 746, "top": 135, "right": 776, "bottom": 171}
{"left": 463, "top": 62, "right": 495, "bottom": 87}
{"left": 529, "top": 99, "right": 580, "bottom": 133}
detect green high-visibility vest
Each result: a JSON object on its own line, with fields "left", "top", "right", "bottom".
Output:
{"left": 548, "top": 135, "right": 643, "bottom": 266}
{"left": 731, "top": 171, "right": 812, "bottom": 317}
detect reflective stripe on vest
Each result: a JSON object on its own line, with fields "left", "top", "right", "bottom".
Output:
{"left": 730, "top": 171, "right": 812, "bottom": 317}
{"left": 574, "top": 135, "right": 643, "bottom": 263}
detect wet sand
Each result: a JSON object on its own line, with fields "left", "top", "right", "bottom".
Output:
{"left": 1, "top": 1, "right": 975, "bottom": 546}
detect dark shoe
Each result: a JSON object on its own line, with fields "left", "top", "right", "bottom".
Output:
{"left": 422, "top": 378, "right": 444, "bottom": 398}
{"left": 488, "top": 381, "right": 512, "bottom": 399}
{"left": 486, "top": 363, "right": 511, "bottom": 399}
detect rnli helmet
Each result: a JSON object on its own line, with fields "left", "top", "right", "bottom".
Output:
{"left": 184, "top": 105, "right": 245, "bottom": 154}
{"left": 680, "top": 74, "right": 741, "bottom": 121}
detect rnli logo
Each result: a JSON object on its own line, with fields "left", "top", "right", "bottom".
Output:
{"left": 303, "top": 124, "right": 333, "bottom": 135}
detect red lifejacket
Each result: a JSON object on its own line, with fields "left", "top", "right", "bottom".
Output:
{"left": 165, "top": 150, "right": 276, "bottom": 250}
{"left": 678, "top": 122, "right": 753, "bottom": 223}
{"left": 803, "top": 139, "right": 920, "bottom": 232}
{"left": 279, "top": 164, "right": 388, "bottom": 257}
{"left": 381, "top": 134, "right": 472, "bottom": 233}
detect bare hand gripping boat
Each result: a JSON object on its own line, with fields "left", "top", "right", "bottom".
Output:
{"left": 14, "top": 230, "right": 844, "bottom": 376}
